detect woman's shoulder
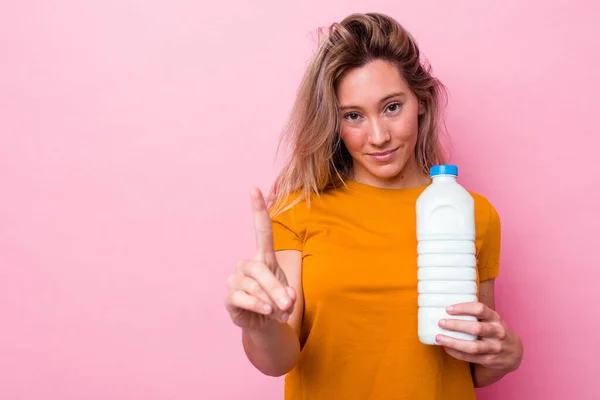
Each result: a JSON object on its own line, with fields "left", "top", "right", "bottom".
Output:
{"left": 269, "top": 189, "right": 309, "bottom": 219}
{"left": 269, "top": 186, "right": 342, "bottom": 221}
{"left": 469, "top": 190, "right": 492, "bottom": 206}
{"left": 468, "top": 190, "right": 501, "bottom": 231}
{"left": 268, "top": 188, "right": 324, "bottom": 243}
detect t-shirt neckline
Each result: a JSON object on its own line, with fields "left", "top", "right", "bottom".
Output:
{"left": 342, "top": 179, "right": 430, "bottom": 196}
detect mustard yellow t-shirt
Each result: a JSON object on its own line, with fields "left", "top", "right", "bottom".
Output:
{"left": 271, "top": 180, "right": 501, "bottom": 400}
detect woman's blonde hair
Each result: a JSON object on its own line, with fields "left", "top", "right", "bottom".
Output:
{"left": 268, "top": 12, "right": 448, "bottom": 216}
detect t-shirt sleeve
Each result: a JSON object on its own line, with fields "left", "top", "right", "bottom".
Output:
{"left": 478, "top": 202, "right": 501, "bottom": 282}
{"left": 271, "top": 204, "right": 303, "bottom": 252}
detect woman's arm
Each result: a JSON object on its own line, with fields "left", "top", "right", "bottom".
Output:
{"left": 435, "top": 279, "right": 523, "bottom": 387}
{"left": 469, "top": 279, "right": 522, "bottom": 387}
{"left": 242, "top": 249, "right": 304, "bottom": 377}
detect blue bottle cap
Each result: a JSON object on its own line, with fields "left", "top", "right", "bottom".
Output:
{"left": 430, "top": 164, "right": 458, "bottom": 177}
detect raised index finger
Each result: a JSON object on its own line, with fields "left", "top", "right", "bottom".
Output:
{"left": 249, "top": 187, "right": 276, "bottom": 264}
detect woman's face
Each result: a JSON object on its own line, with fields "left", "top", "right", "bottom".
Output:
{"left": 336, "top": 59, "right": 425, "bottom": 188}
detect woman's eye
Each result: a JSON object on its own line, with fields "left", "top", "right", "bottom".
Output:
{"left": 344, "top": 112, "right": 361, "bottom": 121}
{"left": 387, "top": 103, "right": 401, "bottom": 113}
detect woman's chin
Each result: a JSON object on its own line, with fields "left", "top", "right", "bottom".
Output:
{"left": 367, "top": 163, "right": 405, "bottom": 180}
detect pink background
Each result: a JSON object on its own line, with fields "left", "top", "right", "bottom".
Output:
{"left": 1, "top": 1, "right": 598, "bottom": 399}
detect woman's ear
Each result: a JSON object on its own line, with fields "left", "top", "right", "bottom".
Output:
{"left": 418, "top": 101, "right": 426, "bottom": 115}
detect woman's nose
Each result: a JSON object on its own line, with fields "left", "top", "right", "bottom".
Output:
{"left": 367, "top": 119, "right": 391, "bottom": 146}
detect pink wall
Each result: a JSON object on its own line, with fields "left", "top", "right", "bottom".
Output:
{"left": 1, "top": 1, "right": 598, "bottom": 399}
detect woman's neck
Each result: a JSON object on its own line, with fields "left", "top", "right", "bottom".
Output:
{"left": 350, "top": 157, "right": 430, "bottom": 190}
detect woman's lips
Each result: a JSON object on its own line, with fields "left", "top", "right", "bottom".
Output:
{"left": 368, "top": 147, "right": 398, "bottom": 162}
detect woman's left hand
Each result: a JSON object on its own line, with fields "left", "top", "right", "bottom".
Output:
{"left": 435, "top": 302, "right": 523, "bottom": 371}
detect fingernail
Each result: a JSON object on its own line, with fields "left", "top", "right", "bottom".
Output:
{"left": 447, "top": 306, "right": 454, "bottom": 312}
{"left": 436, "top": 335, "right": 443, "bottom": 343}
{"left": 439, "top": 319, "right": 447, "bottom": 326}
{"left": 281, "top": 313, "right": 289, "bottom": 322}
{"left": 263, "top": 304, "right": 272, "bottom": 314}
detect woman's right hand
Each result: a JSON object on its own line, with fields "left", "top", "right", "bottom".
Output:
{"left": 225, "top": 187, "right": 296, "bottom": 332}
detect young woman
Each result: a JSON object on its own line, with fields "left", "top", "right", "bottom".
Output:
{"left": 225, "top": 12, "right": 523, "bottom": 399}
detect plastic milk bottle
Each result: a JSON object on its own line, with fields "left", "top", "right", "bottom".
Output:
{"left": 416, "top": 164, "right": 478, "bottom": 345}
